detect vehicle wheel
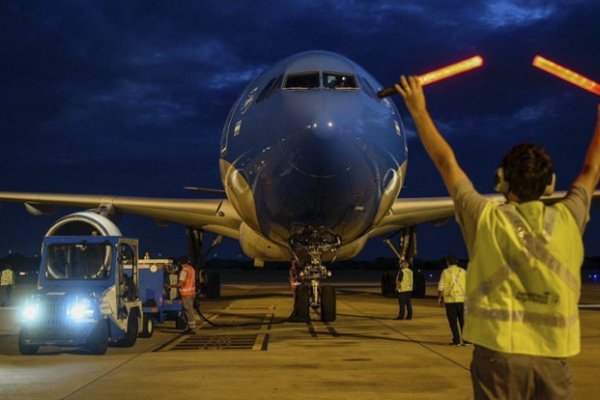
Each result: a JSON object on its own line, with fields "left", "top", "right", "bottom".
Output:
{"left": 320, "top": 285, "right": 336, "bottom": 322}
{"left": 290, "top": 285, "right": 310, "bottom": 322}
{"left": 18, "top": 330, "right": 38, "bottom": 355}
{"left": 88, "top": 320, "right": 109, "bottom": 355}
{"left": 115, "top": 309, "right": 139, "bottom": 347}
{"left": 139, "top": 314, "right": 154, "bottom": 338}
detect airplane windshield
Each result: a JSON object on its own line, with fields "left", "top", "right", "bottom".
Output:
{"left": 284, "top": 72, "right": 320, "bottom": 89}
{"left": 45, "top": 242, "right": 112, "bottom": 280}
{"left": 324, "top": 72, "right": 358, "bottom": 89}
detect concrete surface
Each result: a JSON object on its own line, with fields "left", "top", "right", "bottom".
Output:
{"left": 1, "top": 270, "right": 599, "bottom": 400}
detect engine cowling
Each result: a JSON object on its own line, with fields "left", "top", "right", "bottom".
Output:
{"left": 45, "top": 211, "right": 122, "bottom": 237}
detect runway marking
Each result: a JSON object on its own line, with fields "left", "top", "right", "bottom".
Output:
{"left": 157, "top": 305, "right": 275, "bottom": 352}
{"left": 172, "top": 334, "right": 259, "bottom": 350}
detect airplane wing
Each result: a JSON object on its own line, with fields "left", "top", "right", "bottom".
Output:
{"left": 369, "top": 189, "right": 600, "bottom": 239}
{"left": 0, "top": 192, "right": 243, "bottom": 240}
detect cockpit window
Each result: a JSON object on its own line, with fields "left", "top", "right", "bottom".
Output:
{"left": 284, "top": 72, "right": 320, "bottom": 89}
{"left": 256, "top": 75, "right": 283, "bottom": 103}
{"left": 324, "top": 72, "right": 358, "bottom": 89}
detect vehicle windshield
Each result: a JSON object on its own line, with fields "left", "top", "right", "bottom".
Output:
{"left": 45, "top": 242, "right": 113, "bottom": 280}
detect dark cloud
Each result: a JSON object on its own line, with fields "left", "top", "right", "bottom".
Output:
{"left": 1, "top": 0, "right": 599, "bottom": 259}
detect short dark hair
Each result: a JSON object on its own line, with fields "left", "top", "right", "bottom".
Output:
{"left": 501, "top": 143, "right": 554, "bottom": 202}
{"left": 446, "top": 255, "right": 458, "bottom": 266}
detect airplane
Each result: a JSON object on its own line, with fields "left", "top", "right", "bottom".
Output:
{"left": 0, "top": 50, "right": 593, "bottom": 322}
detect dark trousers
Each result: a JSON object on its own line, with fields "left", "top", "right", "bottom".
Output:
{"left": 397, "top": 291, "right": 412, "bottom": 319}
{"left": 445, "top": 302, "right": 464, "bottom": 344}
{"left": 471, "top": 345, "right": 573, "bottom": 400}
{"left": 0, "top": 285, "right": 11, "bottom": 307}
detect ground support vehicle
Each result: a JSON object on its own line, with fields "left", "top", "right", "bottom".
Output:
{"left": 133, "top": 259, "right": 186, "bottom": 332}
{"left": 18, "top": 212, "right": 145, "bottom": 355}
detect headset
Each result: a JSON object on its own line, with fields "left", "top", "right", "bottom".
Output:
{"left": 494, "top": 167, "right": 556, "bottom": 196}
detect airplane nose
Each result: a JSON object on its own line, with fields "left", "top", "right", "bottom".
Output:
{"left": 279, "top": 119, "right": 360, "bottom": 178}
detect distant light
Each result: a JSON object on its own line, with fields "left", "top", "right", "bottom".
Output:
{"left": 533, "top": 55, "right": 600, "bottom": 96}
{"left": 327, "top": 122, "right": 334, "bottom": 128}
{"left": 417, "top": 55, "right": 484, "bottom": 86}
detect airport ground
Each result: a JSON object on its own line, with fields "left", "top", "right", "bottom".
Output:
{"left": 1, "top": 270, "right": 600, "bottom": 400}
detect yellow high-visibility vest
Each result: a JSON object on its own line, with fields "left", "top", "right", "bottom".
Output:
{"left": 397, "top": 268, "right": 413, "bottom": 292}
{"left": 463, "top": 200, "right": 583, "bottom": 357}
{"left": 440, "top": 265, "right": 466, "bottom": 303}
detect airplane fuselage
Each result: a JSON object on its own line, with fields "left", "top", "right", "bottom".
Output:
{"left": 219, "top": 51, "right": 407, "bottom": 262}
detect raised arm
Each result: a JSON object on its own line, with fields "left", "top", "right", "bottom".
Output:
{"left": 573, "top": 104, "right": 600, "bottom": 195}
{"left": 395, "top": 76, "right": 468, "bottom": 194}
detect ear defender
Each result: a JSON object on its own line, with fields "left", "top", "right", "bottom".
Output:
{"left": 494, "top": 168, "right": 509, "bottom": 194}
{"left": 543, "top": 173, "right": 556, "bottom": 196}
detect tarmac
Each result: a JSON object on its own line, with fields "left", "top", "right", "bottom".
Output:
{"left": 1, "top": 270, "right": 599, "bottom": 400}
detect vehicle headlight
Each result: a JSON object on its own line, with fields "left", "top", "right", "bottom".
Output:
{"left": 68, "top": 296, "right": 95, "bottom": 320}
{"left": 22, "top": 298, "right": 41, "bottom": 322}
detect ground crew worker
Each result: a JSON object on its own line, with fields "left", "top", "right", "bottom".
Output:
{"left": 438, "top": 255, "right": 467, "bottom": 346}
{"left": 1, "top": 265, "right": 15, "bottom": 307}
{"left": 289, "top": 259, "right": 303, "bottom": 296}
{"left": 396, "top": 260, "right": 413, "bottom": 320}
{"left": 169, "top": 258, "right": 197, "bottom": 334}
{"left": 396, "top": 76, "right": 600, "bottom": 399}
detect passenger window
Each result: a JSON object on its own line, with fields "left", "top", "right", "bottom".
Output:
{"left": 284, "top": 72, "right": 320, "bottom": 89}
{"left": 324, "top": 72, "right": 358, "bottom": 89}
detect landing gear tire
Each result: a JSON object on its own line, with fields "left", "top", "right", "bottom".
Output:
{"left": 139, "top": 314, "right": 154, "bottom": 338}
{"left": 88, "top": 320, "right": 109, "bottom": 355}
{"left": 412, "top": 270, "right": 426, "bottom": 298}
{"left": 114, "top": 309, "right": 139, "bottom": 347}
{"left": 206, "top": 272, "right": 221, "bottom": 298}
{"left": 381, "top": 272, "right": 396, "bottom": 297}
{"left": 18, "top": 330, "right": 38, "bottom": 355}
{"left": 290, "top": 285, "right": 310, "bottom": 322}
{"left": 320, "top": 285, "right": 336, "bottom": 322}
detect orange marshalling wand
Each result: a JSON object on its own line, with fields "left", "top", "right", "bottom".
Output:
{"left": 417, "top": 55, "right": 484, "bottom": 86}
{"left": 533, "top": 55, "right": 600, "bottom": 96}
{"left": 377, "top": 55, "right": 484, "bottom": 98}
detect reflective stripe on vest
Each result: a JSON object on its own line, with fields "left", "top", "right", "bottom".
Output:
{"left": 180, "top": 264, "right": 196, "bottom": 297}
{"left": 463, "top": 201, "right": 583, "bottom": 357}
{"left": 397, "top": 268, "right": 413, "bottom": 292}
{"left": 442, "top": 266, "right": 465, "bottom": 303}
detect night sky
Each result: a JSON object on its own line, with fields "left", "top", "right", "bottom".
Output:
{"left": 1, "top": 1, "right": 599, "bottom": 262}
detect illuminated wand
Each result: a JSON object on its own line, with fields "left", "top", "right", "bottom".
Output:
{"left": 377, "top": 55, "right": 484, "bottom": 98}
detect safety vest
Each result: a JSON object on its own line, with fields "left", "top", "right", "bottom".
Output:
{"left": 463, "top": 200, "right": 583, "bottom": 357}
{"left": 1, "top": 269, "right": 15, "bottom": 286}
{"left": 179, "top": 264, "right": 196, "bottom": 297}
{"left": 397, "top": 268, "right": 413, "bottom": 292}
{"left": 440, "top": 265, "right": 465, "bottom": 303}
